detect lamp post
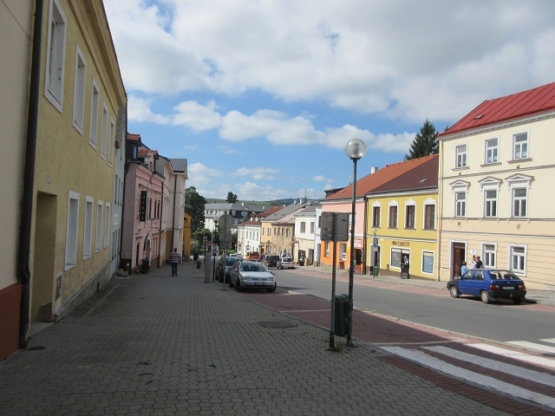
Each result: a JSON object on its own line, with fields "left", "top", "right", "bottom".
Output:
{"left": 345, "top": 138, "right": 367, "bottom": 346}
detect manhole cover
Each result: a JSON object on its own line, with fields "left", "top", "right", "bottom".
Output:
{"left": 259, "top": 321, "right": 298, "bottom": 329}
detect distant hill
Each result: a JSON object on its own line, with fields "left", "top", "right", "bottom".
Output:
{"left": 204, "top": 198, "right": 316, "bottom": 206}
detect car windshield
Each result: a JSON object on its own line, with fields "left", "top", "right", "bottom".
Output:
{"left": 282, "top": 258, "right": 292, "bottom": 262}
{"left": 241, "top": 263, "right": 268, "bottom": 272}
{"left": 225, "top": 258, "right": 237, "bottom": 266}
{"left": 489, "top": 270, "right": 519, "bottom": 280}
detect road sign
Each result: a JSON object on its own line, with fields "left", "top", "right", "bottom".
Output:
{"left": 218, "top": 214, "right": 234, "bottom": 229}
{"left": 373, "top": 237, "right": 378, "bottom": 247}
{"left": 320, "top": 212, "right": 349, "bottom": 241}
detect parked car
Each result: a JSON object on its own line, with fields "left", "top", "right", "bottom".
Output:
{"left": 216, "top": 256, "right": 239, "bottom": 283}
{"left": 264, "top": 255, "right": 281, "bottom": 268}
{"left": 446, "top": 269, "right": 526, "bottom": 304}
{"left": 229, "top": 260, "right": 276, "bottom": 292}
{"left": 277, "top": 257, "right": 294, "bottom": 270}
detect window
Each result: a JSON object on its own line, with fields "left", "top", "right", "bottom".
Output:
{"left": 456, "top": 144, "right": 467, "bottom": 168}
{"left": 512, "top": 188, "right": 527, "bottom": 217}
{"left": 513, "top": 133, "right": 528, "bottom": 160}
{"left": 83, "top": 196, "right": 93, "bottom": 259}
{"left": 482, "top": 244, "right": 496, "bottom": 268}
{"left": 391, "top": 248, "right": 409, "bottom": 269}
{"left": 300, "top": 222, "right": 306, "bottom": 233}
{"left": 268, "top": 227, "right": 271, "bottom": 236}
{"left": 95, "top": 200, "right": 103, "bottom": 252}
{"left": 72, "top": 47, "right": 86, "bottom": 132}
{"left": 422, "top": 252, "right": 434, "bottom": 274}
{"left": 286, "top": 229, "right": 290, "bottom": 238}
{"left": 339, "top": 243, "right": 347, "bottom": 261}
{"left": 388, "top": 205, "right": 398, "bottom": 228}
{"left": 325, "top": 242, "right": 330, "bottom": 257}
{"left": 45, "top": 0, "right": 66, "bottom": 110}
{"left": 424, "top": 204, "right": 435, "bottom": 229}
{"left": 484, "top": 190, "right": 497, "bottom": 217}
{"left": 65, "top": 191, "right": 79, "bottom": 269}
{"left": 509, "top": 246, "right": 526, "bottom": 274}
{"left": 485, "top": 138, "right": 498, "bottom": 164}
{"left": 405, "top": 205, "right": 415, "bottom": 229}
{"left": 89, "top": 81, "right": 99, "bottom": 148}
{"left": 310, "top": 222, "right": 315, "bottom": 234}
{"left": 100, "top": 105, "right": 107, "bottom": 157}
{"left": 372, "top": 206, "right": 380, "bottom": 228}
{"left": 455, "top": 191, "right": 466, "bottom": 217}
{"left": 109, "top": 118, "right": 116, "bottom": 164}
{"left": 104, "top": 203, "right": 110, "bottom": 248}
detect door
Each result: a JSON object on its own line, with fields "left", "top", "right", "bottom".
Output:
{"left": 451, "top": 243, "right": 465, "bottom": 279}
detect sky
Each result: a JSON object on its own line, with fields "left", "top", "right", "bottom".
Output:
{"left": 103, "top": 0, "right": 555, "bottom": 201}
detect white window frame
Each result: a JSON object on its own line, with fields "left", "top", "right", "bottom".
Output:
{"left": 104, "top": 203, "right": 110, "bottom": 248}
{"left": 422, "top": 251, "right": 434, "bottom": 275}
{"left": 83, "top": 196, "right": 93, "bottom": 259}
{"left": 339, "top": 243, "right": 347, "bottom": 261}
{"left": 455, "top": 144, "right": 467, "bottom": 168}
{"left": 508, "top": 244, "right": 527, "bottom": 275}
{"left": 422, "top": 198, "right": 436, "bottom": 230}
{"left": 45, "top": 0, "right": 67, "bottom": 111}
{"left": 512, "top": 132, "right": 529, "bottom": 160}
{"left": 100, "top": 104, "right": 108, "bottom": 158}
{"left": 65, "top": 191, "right": 79, "bottom": 270}
{"left": 455, "top": 191, "right": 466, "bottom": 217}
{"left": 404, "top": 200, "right": 416, "bottom": 229}
{"left": 484, "top": 189, "right": 498, "bottom": 218}
{"left": 300, "top": 221, "right": 306, "bottom": 233}
{"left": 108, "top": 118, "right": 115, "bottom": 165}
{"left": 72, "top": 46, "right": 86, "bottom": 133}
{"left": 310, "top": 221, "right": 315, "bottom": 234}
{"left": 95, "top": 200, "right": 103, "bottom": 252}
{"left": 481, "top": 243, "right": 497, "bottom": 268}
{"left": 485, "top": 137, "right": 499, "bottom": 164}
{"left": 325, "top": 241, "right": 330, "bottom": 257}
{"left": 512, "top": 188, "right": 527, "bottom": 218}
{"left": 506, "top": 174, "right": 533, "bottom": 219}
{"left": 89, "top": 80, "right": 99, "bottom": 148}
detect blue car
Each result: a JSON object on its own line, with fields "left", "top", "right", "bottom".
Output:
{"left": 446, "top": 269, "right": 526, "bottom": 304}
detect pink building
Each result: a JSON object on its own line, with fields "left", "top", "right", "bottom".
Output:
{"left": 121, "top": 134, "right": 164, "bottom": 272}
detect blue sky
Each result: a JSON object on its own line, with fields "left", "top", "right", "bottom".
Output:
{"left": 103, "top": 0, "right": 555, "bottom": 201}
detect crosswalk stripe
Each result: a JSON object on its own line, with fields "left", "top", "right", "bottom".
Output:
{"left": 423, "top": 346, "right": 555, "bottom": 387}
{"left": 542, "top": 338, "right": 555, "bottom": 345}
{"left": 382, "top": 346, "right": 555, "bottom": 410}
{"left": 467, "top": 343, "right": 555, "bottom": 370}
{"left": 507, "top": 341, "right": 555, "bottom": 354}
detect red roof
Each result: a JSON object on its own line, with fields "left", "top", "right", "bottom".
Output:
{"left": 441, "top": 81, "right": 555, "bottom": 136}
{"left": 127, "top": 133, "right": 141, "bottom": 141}
{"left": 325, "top": 155, "right": 436, "bottom": 201}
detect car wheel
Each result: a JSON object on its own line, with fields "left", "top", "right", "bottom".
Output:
{"left": 512, "top": 296, "right": 522, "bottom": 304}
{"left": 449, "top": 286, "right": 459, "bottom": 298}
{"left": 267, "top": 283, "right": 276, "bottom": 293}
{"left": 236, "top": 280, "right": 243, "bottom": 292}
{"left": 480, "top": 290, "right": 490, "bottom": 304}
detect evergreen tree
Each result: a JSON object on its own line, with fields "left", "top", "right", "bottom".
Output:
{"left": 226, "top": 192, "right": 238, "bottom": 203}
{"left": 185, "top": 186, "right": 206, "bottom": 232}
{"left": 404, "top": 119, "right": 439, "bottom": 160}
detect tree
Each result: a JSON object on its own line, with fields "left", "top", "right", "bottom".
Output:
{"left": 404, "top": 119, "right": 439, "bottom": 160}
{"left": 226, "top": 192, "right": 238, "bottom": 203}
{"left": 185, "top": 186, "right": 206, "bottom": 232}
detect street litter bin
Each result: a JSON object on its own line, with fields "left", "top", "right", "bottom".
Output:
{"left": 141, "top": 258, "right": 150, "bottom": 274}
{"left": 334, "top": 294, "right": 349, "bottom": 337}
{"left": 196, "top": 260, "right": 201, "bottom": 269}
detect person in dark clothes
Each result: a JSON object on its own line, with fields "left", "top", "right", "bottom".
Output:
{"left": 170, "top": 248, "right": 180, "bottom": 276}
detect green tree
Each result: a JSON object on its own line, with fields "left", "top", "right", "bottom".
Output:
{"left": 185, "top": 186, "right": 206, "bottom": 232}
{"left": 404, "top": 119, "right": 439, "bottom": 160}
{"left": 226, "top": 191, "right": 238, "bottom": 203}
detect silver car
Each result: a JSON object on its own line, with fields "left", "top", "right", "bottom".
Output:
{"left": 277, "top": 257, "right": 294, "bottom": 269}
{"left": 229, "top": 261, "right": 277, "bottom": 292}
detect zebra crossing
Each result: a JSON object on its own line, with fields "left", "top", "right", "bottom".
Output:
{"left": 382, "top": 338, "right": 555, "bottom": 411}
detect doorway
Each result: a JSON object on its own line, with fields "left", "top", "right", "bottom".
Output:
{"left": 451, "top": 242, "right": 466, "bottom": 279}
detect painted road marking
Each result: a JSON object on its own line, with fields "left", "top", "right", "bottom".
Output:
{"left": 507, "top": 341, "right": 555, "bottom": 354}
{"left": 382, "top": 346, "right": 555, "bottom": 410}
{"left": 468, "top": 343, "right": 555, "bottom": 370}
{"left": 541, "top": 338, "right": 555, "bottom": 345}
{"left": 423, "top": 345, "right": 555, "bottom": 387}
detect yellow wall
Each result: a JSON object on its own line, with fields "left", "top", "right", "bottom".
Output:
{"left": 366, "top": 191, "right": 438, "bottom": 280}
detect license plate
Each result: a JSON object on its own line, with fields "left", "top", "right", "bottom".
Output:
{"left": 254, "top": 282, "right": 261, "bottom": 286}
{"left": 503, "top": 287, "right": 515, "bottom": 290}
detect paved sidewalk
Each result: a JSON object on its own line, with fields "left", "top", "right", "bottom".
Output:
{"left": 0, "top": 262, "right": 530, "bottom": 416}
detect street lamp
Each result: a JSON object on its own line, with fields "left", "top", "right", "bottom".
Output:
{"left": 345, "top": 138, "right": 367, "bottom": 346}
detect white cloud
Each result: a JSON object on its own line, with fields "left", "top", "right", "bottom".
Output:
{"left": 172, "top": 100, "right": 222, "bottom": 131}
{"left": 187, "top": 162, "right": 222, "bottom": 188}
{"left": 128, "top": 96, "right": 170, "bottom": 124}
{"left": 233, "top": 167, "right": 280, "bottom": 181}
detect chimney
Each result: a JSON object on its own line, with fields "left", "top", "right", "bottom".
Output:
{"left": 371, "top": 166, "right": 378, "bottom": 174}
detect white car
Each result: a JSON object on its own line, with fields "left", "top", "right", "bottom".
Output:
{"left": 229, "top": 261, "right": 277, "bottom": 292}
{"left": 277, "top": 257, "right": 295, "bottom": 269}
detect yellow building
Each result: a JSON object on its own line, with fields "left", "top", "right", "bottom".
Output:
{"left": 27, "top": 0, "right": 126, "bottom": 331}
{"left": 183, "top": 213, "right": 192, "bottom": 259}
{"left": 365, "top": 156, "right": 439, "bottom": 280}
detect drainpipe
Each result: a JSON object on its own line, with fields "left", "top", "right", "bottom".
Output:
{"left": 172, "top": 167, "right": 177, "bottom": 253}
{"left": 18, "top": 0, "right": 44, "bottom": 349}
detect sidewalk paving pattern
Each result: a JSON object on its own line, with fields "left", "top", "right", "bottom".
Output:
{"left": 1, "top": 262, "right": 554, "bottom": 415}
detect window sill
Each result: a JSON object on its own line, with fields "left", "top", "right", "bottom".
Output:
{"left": 480, "top": 162, "right": 502, "bottom": 168}
{"left": 452, "top": 166, "right": 470, "bottom": 172}
{"left": 508, "top": 158, "right": 532, "bottom": 164}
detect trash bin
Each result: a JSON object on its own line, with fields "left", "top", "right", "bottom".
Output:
{"left": 141, "top": 258, "right": 150, "bottom": 274}
{"left": 196, "top": 260, "right": 201, "bottom": 269}
{"left": 334, "top": 294, "right": 349, "bottom": 337}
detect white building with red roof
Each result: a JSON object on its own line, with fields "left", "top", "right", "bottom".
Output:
{"left": 438, "top": 82, "right": 555, "bottom": 289}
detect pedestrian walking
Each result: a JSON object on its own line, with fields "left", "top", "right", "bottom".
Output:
{"left": 171, "top": 248, "right": 180, "bottom": 276}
